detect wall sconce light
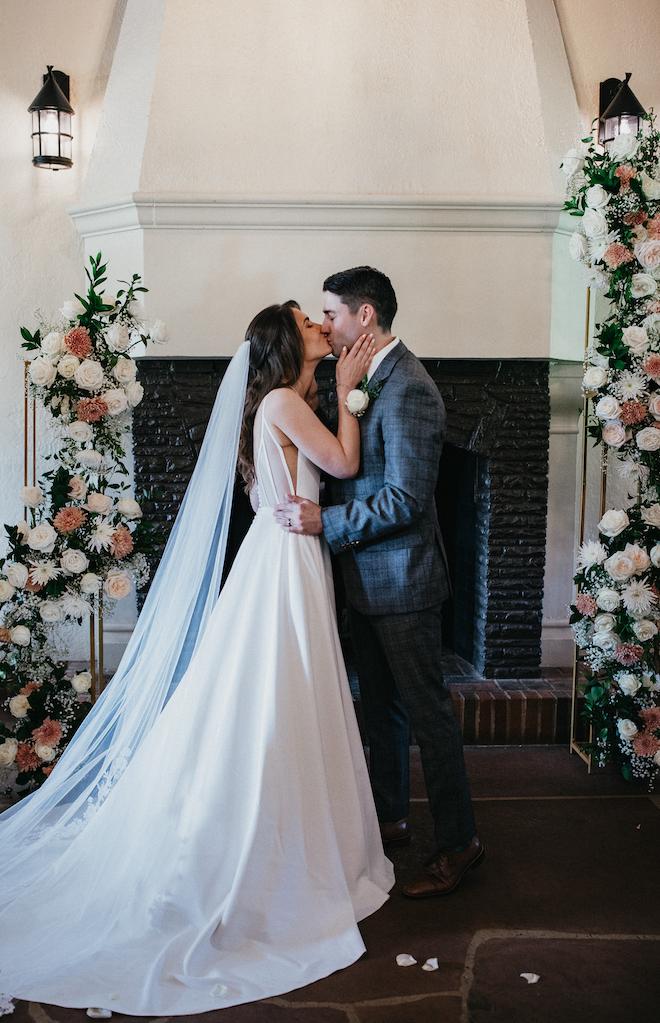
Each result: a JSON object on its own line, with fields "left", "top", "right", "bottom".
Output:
{"left": 599, "top": 73, "right": 645, "bottom": 148}
{"left": 28, "top": 66, "right": 74, "bottom": 170}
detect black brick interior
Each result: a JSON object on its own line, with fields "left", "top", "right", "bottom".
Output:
{"left": 133, "top": 358, "right": 549, "bottom": 678}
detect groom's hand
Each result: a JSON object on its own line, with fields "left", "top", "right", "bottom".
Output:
{"left": 274, "top": 495, "right": 323, "bottom": 535}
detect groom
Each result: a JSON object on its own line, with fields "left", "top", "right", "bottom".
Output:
{"left": 275, "top": 266, "right": 483, "bottom": 897}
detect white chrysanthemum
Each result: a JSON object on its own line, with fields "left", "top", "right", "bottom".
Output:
{"left": 621, "top": 578, "right": 658, "bottom": 614}
{"left": 589, "top": 232, "right": 617, "bottom": 263}
{"left": 612, "top": 371, "right": 647, "bottom": 401}
{"left": 582, "top": 268, "right": 611, "bottom": 292}
{"left": 28, "top": 561, "right": 62, "bottom": 584}
{"left": 577, "top": 540, "right": 608, "bottom": 568}
{"left": 87, "top": 518, "right": 116, "bottom": 554}
{"left": 60, "top": 593, "right": 93, "bottom": 619}
{"left": 617, "top": 457, "right": 647, "bottom": 482}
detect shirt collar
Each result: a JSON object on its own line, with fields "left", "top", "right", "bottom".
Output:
{"left": 366, "top": 337, "right": 400, "bottom": 381}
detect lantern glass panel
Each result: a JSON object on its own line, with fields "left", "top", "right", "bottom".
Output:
{"left": 41, "top": 133, "right": 60, "bottom": 157}
{"left": 39, "top": 108, "right": 59, "bottom": 135}
{"left": 619, "top": 114, "right": 640, "bottom": 136}
{"left": 60, "top": 134, "right": 72, "bottom": 161}
{"left": 58, "top": 111, "right": 71, "bottom": 135}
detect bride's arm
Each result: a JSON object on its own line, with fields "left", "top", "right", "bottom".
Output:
{"left": 267, "top": 336, "right": 374, "bottom": 479}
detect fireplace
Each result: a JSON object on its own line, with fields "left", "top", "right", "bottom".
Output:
{"left": 133, "top": 357, "right": 549, "bottom": 679}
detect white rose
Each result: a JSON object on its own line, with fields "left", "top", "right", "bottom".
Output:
{"left": 642, "top": 504, "right": 660, "bottom": 528}
{"left": 74, "top": 360, "right": 105, "bottom": 392}
{"left": 41, "top": 331, "right": 66, "bottom": 356}
{"left": 150, "top": 320, "right": 170, "bottom": 344}
{"left": 636, "top": 427, "right": 660, "bottom": 451}
{"left": 625, "top": 543, "right": 651, "bottom": 574}
{"left": 125, "top": 380, "right": 144, "bottom": 407}
{"left": 8, "top": 695, "right": 29, "bottom": 718}
{"left": 0, "top": 739, "right": 18, "bottom": 765}
{"left": 71, "top": 670, "right": 92, "bottom": 693}
{"left": 101, "top": 389, "right": 129, "bottom": 416}
{"left": 34, "top": 742, "right": 56, "bottom": 762}
{"left": 650, "top": 544, "right": 660, "bottom": 567}
{"left": 346, "top": 389, "right": 370, "bottom": 415}
{"left": 60, "top": 298, "right": 85, "bottom": 321}
{"left": 568, "top": 232, "right": 589, "bottom": 261}
{"left": 604, "top": 550, "right": 635, "bottom": 582}
{"left": 10, "top": 626, "right": 30, "bottom": 646}
{"left": 101, "top": 293, "right": 117, "bottom": 311}
{"left": 601, "top": 421, "right": 627, "bottom": 447}
{"left": 80, "top": 572, "right": 102, "bottom": 594}
{"left": 68, "top": 475, "right": 87, "bottom": 500}
{"left": 633, "top": 620, "right": 658, "bottom": 642}
{"left": 582, "top": 208, "right": 609, "bottom": 238}
{"left": 598, "top": 509, "right": 630, "bottom": 537}
{"left": 5, "top": 563, "right": 29, "bottom": 588}
{"left": 583, "top": 366, "right": 608, "bottom": 391}
{"left": 60, "top": 549, "right": 89, "bottom": 575}
{"left": 586, "top": 184, "right": 611, "bottom": 209}
{"left": 635, "top": 241, "right": 660, "bottom": 271}
{"left": 84, "top": 492, "right": 112, "bottom": 515}
{"left": 19, "top": 486, "right": 44, "bottom": 509}
{"left": 592, "top": 630, "right": 620, "bottom": 651}
{"left": 39, "top": 601, "right": 63, "bottom": 622}
{"left": 621, "top": 325, "right": 649, "bottom": 354}
{"left": 640, "top": 172, "right": 660, "bottom": 201}
{"left": 15, "top": 520, "right": 30, "bottom": 543}
{"left": 67, "top": 421, "right": 94, "bottom": 444}
{"left": 105, "top": 324, "right": 131, "bottom": 353}
{"left": 609, "top": 133, "right": 640, "bottom": 162}
{"left": 594, "top": 613, "right": 617, "bottom": 633}
{"left": 29, "top": 356, "right": 57, "bottom": 388}
{"left": 57, "top": 354, "right": 80, "bottom": 380}
{"left": 595, "top": 396, "right": 622, "bottom": 420}
{"left": 630, "top": 274, "right": 657, "bottom": 299}
{"left": 596, "top": 588, "right": 621, "bottom": 612}
{"left": 27, "top": 523, "right": 57, "bottom": 553}
{"left": 643, "top": 313, "right": 660, "bottom": 336}
{"left": 617, "top": 718, "right": 638, "bottom": 740}
{"left": 77, "top": 450, "right": 103, "bottom": 469}
{"left": 112, "top": 358, "right": 137, "bottom": 384}
{"left": 561, "top": 148, "right": 585, "bottom": 177}
{"left": 103, "top": 570, "right": 132, "bottom": 601}
{"left": 0, "top": 580, "right": 15, "bottom": 601}
{"left": 116, "top": 498, "right": 142, "bottom": 520}
{"left": 617, "top": 673, "right": 641, "bottom": 695}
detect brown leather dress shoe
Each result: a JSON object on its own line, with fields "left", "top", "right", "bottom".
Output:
{"left": 402, "top": 836, "right": 484, "bottom": 898}
{"left": 379, "top": 818, "right": 411, "bottom": 846}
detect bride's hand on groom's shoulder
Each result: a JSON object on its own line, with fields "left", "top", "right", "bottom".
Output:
{"left": 274, "top": 495, "right": 323, "bottom": 535}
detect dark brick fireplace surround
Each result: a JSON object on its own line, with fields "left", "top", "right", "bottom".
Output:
{"left": 133, "top": 357, "right": 551, "bottom": 691}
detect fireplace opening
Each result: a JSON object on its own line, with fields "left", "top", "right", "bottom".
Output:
{"left": 436, "top": 442, "right": 487, "bottom": 669}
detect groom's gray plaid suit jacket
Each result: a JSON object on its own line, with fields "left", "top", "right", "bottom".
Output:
{"left": 322, "top": 341, "right": 450, "bottom": 616}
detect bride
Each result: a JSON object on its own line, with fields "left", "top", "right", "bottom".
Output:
{"left": 0, "top": 301, "right": 394, "bottom": 1016}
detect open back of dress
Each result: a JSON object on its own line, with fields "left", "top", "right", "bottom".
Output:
{"left": 0, "top": 393, "right": 393, "bottom": 1015}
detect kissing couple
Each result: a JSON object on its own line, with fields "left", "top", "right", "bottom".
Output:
{"left": 0, "top": 266, "right": 482, "bottom": 1016}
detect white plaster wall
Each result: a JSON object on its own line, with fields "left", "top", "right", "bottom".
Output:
{"left": 0, "top": 0, "right": 135, "bottom": 658}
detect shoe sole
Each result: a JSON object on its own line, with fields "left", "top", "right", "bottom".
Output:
{"left": 401, "top": 846, "right": 485, "bottom": 899}
{"left": 382, "top": 834, "right": 412, "bottom": 848}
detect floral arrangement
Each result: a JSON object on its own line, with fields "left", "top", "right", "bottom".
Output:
{"left": 562, "top": 116, "right": 660, "bottom": 784}
{"left": 0, "top": 253, "right": 165, "bottom": 790}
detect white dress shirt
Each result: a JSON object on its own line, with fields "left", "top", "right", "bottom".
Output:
{"left": 366, "top": 337, "right": 400, "bottom": 382}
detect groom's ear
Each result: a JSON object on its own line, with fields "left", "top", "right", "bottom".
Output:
{"left": 360, "top": 303, "right": 376, "bottom": 328}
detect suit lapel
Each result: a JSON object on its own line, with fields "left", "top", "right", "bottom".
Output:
{"left": 369, "top": 340, "right": 407, "bottom": 389}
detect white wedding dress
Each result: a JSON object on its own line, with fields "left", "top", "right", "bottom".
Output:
{"left": 0, "top": 393, "right": 393, "bottom": 1015}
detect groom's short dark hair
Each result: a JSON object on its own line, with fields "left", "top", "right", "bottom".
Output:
{"left": 323, "top": 266, "right": 397, "bottom": 332}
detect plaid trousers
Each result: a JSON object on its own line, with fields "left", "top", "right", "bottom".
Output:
{"left": 347, "top": 601, "right": 476, "bottom": 850}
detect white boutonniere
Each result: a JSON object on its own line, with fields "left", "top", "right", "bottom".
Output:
{"left": 345, "top": 375, "right": 382, "bottom": 418}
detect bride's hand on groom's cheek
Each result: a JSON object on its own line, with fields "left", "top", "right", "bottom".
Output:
{"left": 274, "top": 495, "right": 323, "bottom": 535}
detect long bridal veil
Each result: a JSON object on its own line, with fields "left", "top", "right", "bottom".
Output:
{"left": 0, "top": 341, "right": 251, "bottom": 889}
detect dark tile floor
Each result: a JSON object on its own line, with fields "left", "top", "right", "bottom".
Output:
{"left": 8, "top": 745, "right": 660, "bottom": 1023}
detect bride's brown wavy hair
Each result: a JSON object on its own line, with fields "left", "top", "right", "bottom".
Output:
{"left": 238, "top": 300, "right": 303, "bottom": 491}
